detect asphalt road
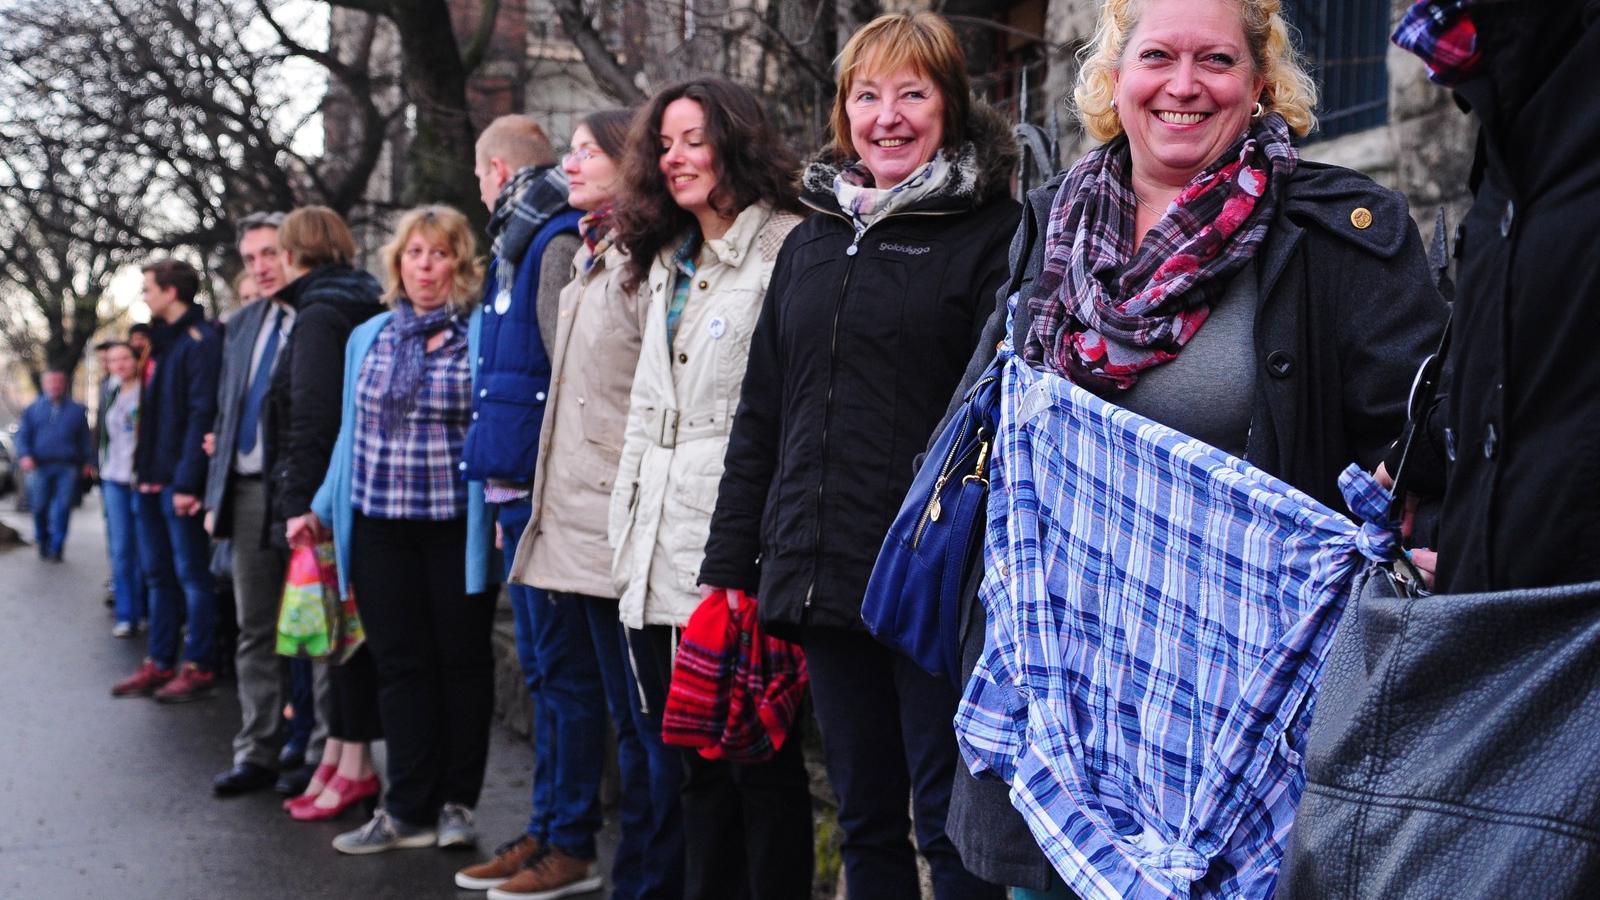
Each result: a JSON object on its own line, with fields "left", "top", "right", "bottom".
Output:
{"left": 0, "top": 498, "right": 606, "bottom": 900}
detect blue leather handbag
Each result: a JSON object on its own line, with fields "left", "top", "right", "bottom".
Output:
{"left": 862, "top": 357, "right": 1002, "bottom": 683}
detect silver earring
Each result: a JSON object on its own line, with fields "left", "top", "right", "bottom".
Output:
{"left": 1252, "top": 101, "right": 1265, "bottom": 119}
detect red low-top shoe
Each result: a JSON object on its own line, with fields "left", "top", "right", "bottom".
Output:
{"left": 154, "top": 663, "right": 216, "bottom": 704}
{"left": 111, "top": 660, "right": 175, "bottom": 697}
{"left": 283, "top": 764, "right": 339, "bottom": 813}
{"left": 290, "top": 775, "right": 380, "bottom": 822}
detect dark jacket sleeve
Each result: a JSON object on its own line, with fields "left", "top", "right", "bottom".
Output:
{"left": 698, "top": 237, "right": 796, "bottom": 592}
{"left": 275, "top": 306, "right": 346, "bottom": 524}
{"left": 14, "top": 402, "right": 36, "bottom": 459}
{"left": 1332, "top": 220, "right": 1449, "bottom": 476}
{"left": 173, "top": 333, "right": 223, "bottom": 495}
{"left": 75, "top": 405, "right": 94, "bottom": 467}
{"left": 927, "top": 200, "right": 1038, "bottom": 457}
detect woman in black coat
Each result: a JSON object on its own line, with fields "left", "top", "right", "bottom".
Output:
{"left": 699, "top": 13, "right": 1018, "bottom": 900}
{"left": 264, "top": 206, "right": 388, "bottom": 822}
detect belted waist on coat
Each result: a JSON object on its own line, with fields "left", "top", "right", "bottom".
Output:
{"left": 647, "top": 403, "right": 734, "bottom": 449}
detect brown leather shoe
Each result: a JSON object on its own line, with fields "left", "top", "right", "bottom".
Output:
{"left": 486, "top": 847, "right": 603, "bottom": 900}
{"left": 154, "top": 663, "right": 215, "bottom": 703}
{"left": 455, "top": 834, "right": 544, "bottom": 891}
{"left": 111, "top": 659, "right": 175, "bottom": 697}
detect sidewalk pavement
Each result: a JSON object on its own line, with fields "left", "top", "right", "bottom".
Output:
{"left": 0, "top": 496, "right": 613, "bottom": 899}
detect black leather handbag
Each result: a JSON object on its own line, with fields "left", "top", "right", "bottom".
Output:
{"left": 1280, "top": 315, "right": 1600, "bottom": 897}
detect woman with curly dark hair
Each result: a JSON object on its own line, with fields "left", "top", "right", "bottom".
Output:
{"left": 607, "top": 78, "right": 813, "bottom": 900}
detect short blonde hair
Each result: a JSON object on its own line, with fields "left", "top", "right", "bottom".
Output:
{"left": 1073, "top": 0, "right": 1318, "bottom": 142}
{"left": 279, "top": 205, "right": 356, "bottom": 270}
{"left": 829, "top": 12, "right": 971, "bottom": 157}
{"left": 378, "top": 205, "right": 484, "bottom": 314}
{"left": 476, "top": 114, "right": 558, "bottom": 170}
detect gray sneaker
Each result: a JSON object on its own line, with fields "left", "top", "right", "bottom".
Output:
{"left": 437, "top": 802, "right": 478, "bottom": 849}
{"left": 332, "top": 808, "right": 438, "bottom": 855}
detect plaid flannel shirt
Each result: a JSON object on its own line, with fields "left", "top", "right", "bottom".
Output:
{"left": 351, "top": 317, "right": 472, "bottom": 521}
{"left": 1392, "top": 0, "right": 1484, "bottom": 86}
{"left": 956, "top": 355, "right": 1395, "bottom": 900}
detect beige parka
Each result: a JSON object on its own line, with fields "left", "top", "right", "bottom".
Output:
{"left": 608, "top": 202, "right": 800, "bottom": 629}
{"left": 510, "top": 236, "right": 646, "bottom": 598}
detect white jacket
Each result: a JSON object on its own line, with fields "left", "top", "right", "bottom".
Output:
{"left": 609, "top": 202, "right": 800, "bottom": 629}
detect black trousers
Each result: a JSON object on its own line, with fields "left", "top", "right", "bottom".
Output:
{"left": 803, "top": 627, "right": 1004, "bottom": 900}
{"left": 350, "top": 514, "right": 494, "bottom": 827}
{"left": 628, "top": 624, "right": 813, "bottom": 900}
{"left": 326, "top": 645, "right": 382, "bottom": 742}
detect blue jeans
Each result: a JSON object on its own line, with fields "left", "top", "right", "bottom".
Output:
{"left": 581, "top": 596, "right": 684, "bottom": 900}
{"left": 27, "top": 462, "right": 76, "bottom": 557}
{"left": 136, "top": 487, "right": 217, "bottom": 670}
{"left": 497, "top": 500, "right": 607, "bottom": 858}
{"left": 101, "top": 480, "right": 147, "bottom": 626}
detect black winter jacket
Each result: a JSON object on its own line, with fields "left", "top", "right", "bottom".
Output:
{"left": 699, "top": 107, "right": 1021, "bottom": 638}
{"left": 136, "top": 303, "right": 222, "bottom": 495}
{"left": 261, "top": 264, "right": 384, "bottom": 549}
{"left": 945, "top": 159, "right": 1448, "bottom": 889}
{"left": 1398, "top": 4, "right": 1600, "bottom": 593}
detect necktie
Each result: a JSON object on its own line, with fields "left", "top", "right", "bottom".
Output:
{"left": 237, "top": 308, "right": 284, "bottom": 455}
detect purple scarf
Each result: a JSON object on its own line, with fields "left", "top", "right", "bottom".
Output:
{"left": 379, "top": 300, "right": 456, "bottom": 433}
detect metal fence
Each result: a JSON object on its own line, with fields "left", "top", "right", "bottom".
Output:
{"left": 1284, "top": 0, "right": 1391, "bottom": 141}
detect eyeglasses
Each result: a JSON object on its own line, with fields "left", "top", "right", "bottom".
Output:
{"left": 563, "top": 146, "right": 602, "bottom": 164}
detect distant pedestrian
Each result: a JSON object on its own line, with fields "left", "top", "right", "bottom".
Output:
{"left": 110, "top": 258, "right": 223, "bottom": 704}
{"left": 98, "top": 342, "right": 148, "bottom": 637}
{"left": 15, "top": 369, "right": 94, "bottom": 562}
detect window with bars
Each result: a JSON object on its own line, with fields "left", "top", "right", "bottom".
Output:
{"left": 1283, "top": 0, "right": 1391, "bottom": 141}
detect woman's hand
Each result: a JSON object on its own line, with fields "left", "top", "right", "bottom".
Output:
{"left": 286, "top": 511, "right": 325, "bottom": 548}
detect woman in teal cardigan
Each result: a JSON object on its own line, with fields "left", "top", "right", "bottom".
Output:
{"left": 289, "top": 205, "right": 498, "bottom": 855}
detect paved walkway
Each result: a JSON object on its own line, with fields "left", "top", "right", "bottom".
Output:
{"left": 0, "top": 498, "right": 607, "bottom": 899}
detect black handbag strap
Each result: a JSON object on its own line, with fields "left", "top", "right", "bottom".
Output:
{"left": 1386, "top": 309, "right": 1453, "bottom": 521}
{"left": 1383, "top": 309, "right": 1452, "bottom": 592}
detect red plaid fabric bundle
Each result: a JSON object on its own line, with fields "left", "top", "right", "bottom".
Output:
{"left": 662, "top": 588, "right": 809, "bottom": 763}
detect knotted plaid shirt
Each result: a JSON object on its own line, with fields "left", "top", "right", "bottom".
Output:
{"left": 956, "top": 355, "right": 1395, "bottom": 900}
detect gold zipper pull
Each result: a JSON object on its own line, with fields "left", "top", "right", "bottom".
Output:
{"left": 929, "top": 475, "right": 946, "bottom": 521}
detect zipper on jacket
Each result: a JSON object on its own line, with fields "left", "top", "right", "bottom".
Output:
{"left": 799, "top": 208, "right": 965, "bottom": 611}
{"left": 804, "top": 235, "right": 862, "bottom": 609}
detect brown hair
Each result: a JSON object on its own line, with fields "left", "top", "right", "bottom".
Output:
{"left": 377, "top": 205, "right": 485, "bottom": 314}
{"left": 476, "top": 114, "right": 558, "bottom": 171}
{"left": 579, "top": 108, "right": 635, "bottom": 161}
{"left": 1074, "top": 0, "right": 1318, "bottom": 141}
{"left": 279, "top": 206, "right": 357, "bottom": 270}
{"left": 141, "top": 258, "right": 200, "bottom": 305}
{"left": 613, "top": 78, "right": 802, "bottom": 289}
{"left": 829, "top": 12, "right": 973, "bottom": 158}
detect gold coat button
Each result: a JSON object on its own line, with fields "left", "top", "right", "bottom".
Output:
{"left": 1350, "top": 207, "right": 1373, "bottom": 230}
{"left": 697, "top": 280, "right": 709, "bottom": 290}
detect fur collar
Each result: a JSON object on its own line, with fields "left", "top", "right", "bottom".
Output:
{"left": 801, "top": 102, "right": 1019, "bottom": 216}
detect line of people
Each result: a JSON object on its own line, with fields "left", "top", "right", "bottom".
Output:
{"left": 45, "top": 0, "right": 1543, "bottom": 896}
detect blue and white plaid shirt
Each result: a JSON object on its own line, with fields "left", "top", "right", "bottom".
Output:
{"left": 351, "top": 316, "right": 472, "bottom": 521}
{"left": 956, "top": 355, "right": 1395, "bottom": 900}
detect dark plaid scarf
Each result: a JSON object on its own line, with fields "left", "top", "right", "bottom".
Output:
{"left": 379, "top": 299, "right": 457, "bottom": 434}
{"left": 487, "top": 164, "right": 571, "bottom": 297}
{"left": 1392, "top": 0, "right": 1485, "bottom": 85}
{"left": 1024, "top": 114, "right": 1298, "bottom": 393}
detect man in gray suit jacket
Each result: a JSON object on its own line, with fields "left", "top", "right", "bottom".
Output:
{"left": 203, "top": 211, "right": 323, "bottom": 797}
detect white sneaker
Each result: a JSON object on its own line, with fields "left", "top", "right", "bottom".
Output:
{"left": 332, "top": 808, "right": 437, "bottom": 855}
{"left": 437, "top": 802, "right": 478, "bottom": 849}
